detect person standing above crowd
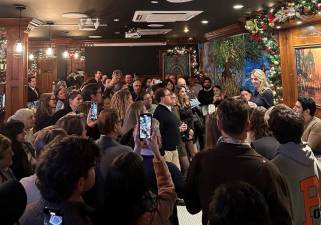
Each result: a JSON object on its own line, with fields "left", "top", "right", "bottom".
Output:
{"left": 270, "top": 104, "right": 321, "bottom": 225}
{"left": 293, "top": 96, "right": 321, "bottom": 155}
{"left": 250, "top": 69, "right": 274, "bottom": 109}
{"left": 104, "top": 69, "right": 123, "bottom": 97}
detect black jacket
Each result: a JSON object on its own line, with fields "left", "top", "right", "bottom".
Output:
{"left": 153, "top": 104, "right": 180, "bottom": 155}
{"left": 198, "top": 88, "right": 214, "bottom": 106}
{"left": 184, "top": 142, "right": 292, "bottom": 225}
{"left": 27, "top": 86, "right": 40, "bottom": 102}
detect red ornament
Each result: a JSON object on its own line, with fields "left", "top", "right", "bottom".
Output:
{"left": 268, "top": 13, "right": 276, "bottom": 23}
{"left": 249, "top": 34, "right": 262, "bottom": 41}
{"left": 261, "top": 22, "right": 267, "bottom": 30}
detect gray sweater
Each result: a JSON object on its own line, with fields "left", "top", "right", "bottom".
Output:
{"left": 272, "top": 142, "right": 321, "bottom": 225}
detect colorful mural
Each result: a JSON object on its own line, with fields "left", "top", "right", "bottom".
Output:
{"left": 200, "top": 33, "right": 270, "bottom": 97}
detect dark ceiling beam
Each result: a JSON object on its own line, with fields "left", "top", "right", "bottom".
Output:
{"left": 204, "top": 23, "right": 246, "bottom": 40}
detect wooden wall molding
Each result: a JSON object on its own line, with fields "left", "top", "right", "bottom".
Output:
{"left": 278, "top": 22, "right": 321, "bottom": 117}
{"left": 204, "top": 23, "right": 246, "bottom": 40}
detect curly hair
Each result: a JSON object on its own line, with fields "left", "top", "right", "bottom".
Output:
{"left": 208, "top": 181, "right": 271, "bottom": 225}
{"left": 36, "top": 136, "right": 100, "bottom": 202}
{"left": 110, "top": 89, "right": 133, "bottom": 125}
{"left": 268, "top": 104, "right": 304, "bottom": 144}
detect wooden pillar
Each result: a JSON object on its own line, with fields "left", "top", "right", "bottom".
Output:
{"left": 0, "top": 18, "right": 31, "bottom": 119}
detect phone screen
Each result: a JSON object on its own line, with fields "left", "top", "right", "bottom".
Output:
{"left": 139, "top": 113, "right": 152, "bottom": 139}
{"left": 90, "top": 102, "right": 98, "bottom": 120}
{"left": 43, "top": 207, "right": 63, "bottom": 225}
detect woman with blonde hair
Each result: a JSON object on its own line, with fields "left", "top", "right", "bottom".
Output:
{"left": 110, "top": 89, "right": 133, "bottom": 126}
{"left": 250, "top": 69, "right": 274, "bottom": 109}
{"left": 120, "top": 101, "right": 146, "bottom": 148}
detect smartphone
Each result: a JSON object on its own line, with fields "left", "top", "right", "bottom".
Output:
{"left": 43, "top": 207, "right": 63, "bottom": 225}
{"left": 90, "top": 101, "right": 98, "bottom": 120}
{"left": 139, "top": 113, "right": 152, "bottom": 139}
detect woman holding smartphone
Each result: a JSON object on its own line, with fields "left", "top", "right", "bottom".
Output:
{"left": 102, "top": 126, "right": 177, "bottom": 225}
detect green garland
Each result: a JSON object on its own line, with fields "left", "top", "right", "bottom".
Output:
{"left": 245, "top": 0, "right": 321, "bottom": 103}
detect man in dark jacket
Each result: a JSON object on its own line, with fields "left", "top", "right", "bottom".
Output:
{"left": 153, "top": 88, "right": 182, "bottom": 170}
{"left": 27, "top": 76, "right": 40, "bottom": 107}
{"left": 184, "top": 98, "right": 292, "bottom": 225}
{"left": 198, "top": 77, "right": 213, "bottom": 116}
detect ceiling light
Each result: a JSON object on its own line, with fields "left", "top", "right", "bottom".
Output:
{"left": 74, "top": 52, "right": 79, "bottom": 59}
{"left": 46, "top": 47, "right": 53, "bottom": 56}
{"left": 148, "top": 24, "right": 164, "bottom": 28}
{"left": 276, "top": 25, "right": 282, "bottom": 29}
{"left": 188, "top": 37, "right": 193, "bottom": 41}
{"left": 115, "top": 32, "right": 120, "bottom": 35}
{"left": 62, "top": 51, "right": 69, "bottom": 58}
{"left": 201, "top": 20, "right": 208, "bottom": 24}
{"left": 29, "top": 53, "right": 34, "bottom": 61}
{"left": 88, "top": 35, "right": 102, "bottom": 38}
{"left": 166, "top": 0, "right": 193, "bottom": 3}
{"left": 15, "top": 5, "right": 26, "bottom": 55}
{"left": 62, "top": 12, "right": 87, "bottom": 19}
{"left": 114, "top": 18, "right": 120, "bottom": 22}
{"left": 184, "top": 26, "right": 189, "bottom": 33}
{"left": 151, "top": 1, "right": 159, "bottom": 3}
{"left": 296, "top": 20, "right": 303, "bottom": 25}
{"left": 233, "top": 4, "right": 244, "bottom": 10}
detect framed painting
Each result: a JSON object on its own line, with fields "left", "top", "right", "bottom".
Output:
{"left": 160, "top": 51, "right": 191, "bottom": 79}
{"left": 295, "top": 45, "right": 321, "bottom": 106}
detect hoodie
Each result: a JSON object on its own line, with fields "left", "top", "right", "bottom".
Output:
{"left": 272, "top": 142, "right": 321, "bottom": 225}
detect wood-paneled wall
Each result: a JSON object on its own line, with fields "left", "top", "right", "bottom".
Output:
{"left": 278, "top": 22, "right": 321, "bottom": 117}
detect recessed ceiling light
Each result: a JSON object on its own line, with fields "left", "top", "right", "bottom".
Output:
{"left": 166, "top": 0, "right": 193, "bottom": 3}
{"left": 62, "top": 12, "right": 87, "bottom": 18}
{"left": 188, "top": 37, "right": 193, "bottom": 40}
{"left": 88, "top": 35, "right": 102, "bottom": 39}
{"left": 148, "top": 24, "right": 164, "bottom": 28}
{"left": 296, "top": 20, "right": 302, "bottom": 25}
{"left": 151, "top": 0, "right": 159, "bottom": 3}
{"left": 201, "top": 20, "right": 208, "bottom": 24}
{"left": 233, "top": 4, "right": 244, "bottom": 10}
{"left": 114, "top": 18, "right": 120, "bottom": 22}
{"left": 184, "top": 26, "right": 189, "bottom": 33}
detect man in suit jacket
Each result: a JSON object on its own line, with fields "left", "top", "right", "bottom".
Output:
{"left": 27, "top": 76, "right": 40, "bottom": 104}
{"left": 184, "top": 98, "right": 292, "bottom": 225}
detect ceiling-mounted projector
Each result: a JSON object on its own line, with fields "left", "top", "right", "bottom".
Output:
{"left": 125, "top": 28, "right": 141, "bottom": 39}
{"left": 79, "top": 18, "right": 100, "bottom": 31}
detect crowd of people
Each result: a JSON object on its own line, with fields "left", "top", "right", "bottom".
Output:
{"left": 0, "top": 68, "right": 321, "bottom": 225}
